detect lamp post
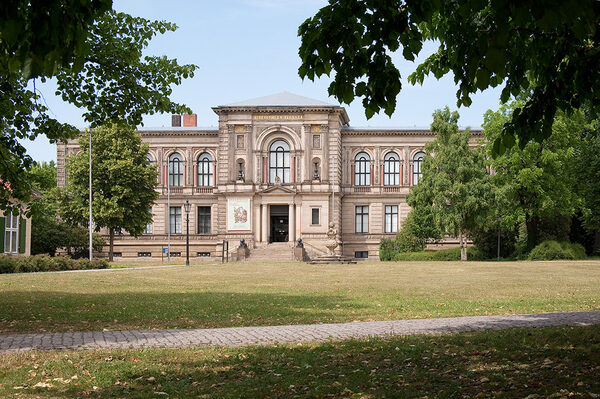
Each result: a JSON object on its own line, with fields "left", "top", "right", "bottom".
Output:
{"left": 184, "top": 200, "right": 190, "bottom": 266}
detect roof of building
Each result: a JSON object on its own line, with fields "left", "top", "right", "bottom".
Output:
{"left": 223, "top": 91, "right": 336, "bottom": 107}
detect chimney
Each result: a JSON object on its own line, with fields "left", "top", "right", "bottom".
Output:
{"left": 171, "top": 114, "right": 181, "bottom": 127}
{"left": 182, "top": 113, "right": 197, "bottom": 127}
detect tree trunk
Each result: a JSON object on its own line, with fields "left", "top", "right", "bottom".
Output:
{"left": 525, "top": 216, "right": 539, "bottom": 251}
{"left": 109, "top": 228, "right": 114, "bottom": 262}
{"left": 459, "top": 229, "right": 468, "bottom": 261}
{"left": 594, "top": 230, "right": 600, "bottom": 256}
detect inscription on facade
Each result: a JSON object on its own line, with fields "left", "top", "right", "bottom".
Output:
{"left": 253, "top": 115, "right": 303, "bottom": 120}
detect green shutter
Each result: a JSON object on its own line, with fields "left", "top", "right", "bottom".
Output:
{"left": 0, "top": 216, "right": 4, "bottom": 252}
{"left": 18, "top": 217, "right": 26, "bottom": 254}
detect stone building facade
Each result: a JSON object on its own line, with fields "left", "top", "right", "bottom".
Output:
{"left": 56, "top": 92, "right": 481, "bottom": 260}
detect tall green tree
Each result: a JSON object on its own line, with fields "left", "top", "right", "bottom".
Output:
{"left": 408, "top": 108, "right": 492, "bottom": 261}
{"left": 298, "top": 0, "right": 599, "bottom": 154}
{"left": 573, "top": 123, "right": 600, "bottom": 254}
{"left": 0, "top": 4, "right": 195, "bottom": 210}
{"left": 482, "top": 101, "right": 582, "bottom": 251}
{"left": 60, "top": 123, "right": 158, "bottom": 261}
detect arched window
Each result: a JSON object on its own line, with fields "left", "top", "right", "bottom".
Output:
{"left": 145, "top": 152, "right": 155, "bottom": 166}
{"left": 269, "top": 140, "right": 290, "bottom": 184}
{"left": 354, "top": 152, "right": 371, "bottom": 186}
{"left": 197, "top": 152, "right": 213, "bottom": 186}
{"left": 383, "top": 152, "right": 400, "bottom": 186}
{"left": 413, "top": 152, "right": 425, "bottom": 185}
{"left": 168, "top": 152, "right": 183, "bottom": 187}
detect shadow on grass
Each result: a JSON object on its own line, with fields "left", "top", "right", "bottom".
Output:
{"left": 3, "top": 325, "right": 599, "bottom": 398}
{"left": 0, "top": 290, "right": 368, "bottom": 333}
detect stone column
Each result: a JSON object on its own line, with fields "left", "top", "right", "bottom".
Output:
{"left": 254, "top": 202, "right": 261, "bottom": 244}
{"left": 288, "top": 203, "right": 295, "bottom": 243}
{"left": 261, "top": 203, "right": 268, "bottom": 242}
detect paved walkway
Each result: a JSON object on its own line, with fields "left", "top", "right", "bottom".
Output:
{"left": 1, "top": 311, "right": 598, "bottom": 353}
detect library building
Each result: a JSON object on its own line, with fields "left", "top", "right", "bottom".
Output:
{"left": 56, "top": 92, "right": 480, "bottom": 261}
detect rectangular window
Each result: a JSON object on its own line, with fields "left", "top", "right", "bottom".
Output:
{"left": 169, "top": 206, "right": 182, "bottom": 234}
{"left": 137, "top": 252, "right": 152, "bottom": 258}
{"left": 312, "top": 134, "right": 321, "bottom": 148}
{"left": 170, "top": 251, "right": 181, "bottom": 257}
{"left": 236, "top": 135, "right": 244, "bottom": 149}
{"left": 4, "top": 212, "right": 19, "bottom": 254}
{"left": 197, "top": 206, "right": 211, "bottom": 234}
{"left": 355, "top": 206, "right": 369, "bottom": 233}
{"left": 197, "top": 252, "right": 210, "bottom": 257}
{"left": 144, "top": 208, "right": 153, "bottom": 234}
{"left": 311, "top": 208, "right": 320, "bottom": 225}
{"left": 355, "top": 251, "right": 369, "bottom": 259}
{"left": 385, "top": 205, "right": 398, "bottom": 233}
{"left": 113, "top": 252, "right": 122, "bottom": 258}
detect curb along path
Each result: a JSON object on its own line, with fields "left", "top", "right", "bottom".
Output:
{"left": 1, "top": 311, "right": 599, "bottom": 353}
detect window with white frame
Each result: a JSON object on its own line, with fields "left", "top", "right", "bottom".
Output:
{"left": 144, "top": 208, "right": 153, "bottom": 234}
{"left": 354, "top": 152, "right": 371, "bottom": 186}
{"left": 197, "top": 152, "right": 214, "bottom": 186}
{"left": 355, "top": 205, "right": 369, "bottom": 233}
{"left": 384, "top": 152, "right": 400, "bottom": 185}
{"left": 385, "top": 205, "right": 398, "bottom": 233}
{"left": 4, "top": 212, "right": 18, "bottom": 254}
{"left": 169, "top": 206, "right": 182, "bottom": 234}
{"left": 269, "top": 140, "right": 290, "bottom": 183}
{"left": 413, "top": 152, "right": 425, "bottom": 185}
{"left": 168, "top": 153, "right": 183, "bottom": 187}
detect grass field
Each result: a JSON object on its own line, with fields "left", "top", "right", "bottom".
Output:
{"left": 0, "top": 325, "right": 598, "bottom": 398}
{"left": 0, "top": 260, "right": 598, "bottom": 334}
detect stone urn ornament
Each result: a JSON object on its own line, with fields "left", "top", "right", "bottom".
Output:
{"left": 325, "top": 222, "right": 339, "bottom": 255}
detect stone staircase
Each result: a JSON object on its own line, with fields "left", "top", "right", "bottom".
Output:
{"left": 246, "top": 242, "right": 294, "bottom": 262}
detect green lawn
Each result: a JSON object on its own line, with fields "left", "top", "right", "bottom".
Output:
{"left": 0, "top": 260, "right": 599, "bottom": 334}
{"left": 1, "top": 325, "right": 598, "bottom": 398}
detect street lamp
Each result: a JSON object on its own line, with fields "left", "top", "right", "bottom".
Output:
{"left": 184, "top": 200, "right": 190, "bottom": 266}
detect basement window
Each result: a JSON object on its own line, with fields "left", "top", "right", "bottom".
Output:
{"left": 354, "top": 251, "right": 368, "bottom": 259}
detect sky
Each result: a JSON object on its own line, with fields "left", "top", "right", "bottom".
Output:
{"left": 23, "top": 0, "right": 503, "bottom": 163}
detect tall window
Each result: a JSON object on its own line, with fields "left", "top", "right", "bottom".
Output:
{"left": 169, "top": 206, "right": 181, "bottom": 234}
{"left": 355, "top": 205, "right": 369, "bottom": 233}
{"left": 144, "top": 208, "right": 153, "bottom": 234}
{"left": 197, "top": 206, "right": 211, "bottom": 234}
{"left": 146, "top": 152, "right": 155, "bottom": 166}
{"left": 269, "top": 140, "right": 290, "bottom": 183}
{"left": 168, "top": 153, "right": 183, "bottom": 187}
{"left": 197, "top": 152, "right": 213, "bottom": 186}
{"left": 354, "top": 152, "right": 371, "bottom": 186}
{"left": 385, "top": 205, "right": 398, "bottom": 233}
{"left": 384, "top": 152, "right": 400, "bottom": 186}
{"left": 4, "top": 213, "right": 18, "bottom": 254}
{"left": 311, "top": 208, "right": 320, "bottom": 225}
{"left": 413, "top": 152, "right": 425, "bottom": 185}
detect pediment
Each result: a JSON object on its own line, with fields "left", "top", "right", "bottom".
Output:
{"left": 259, "top": 185, "right": 297, "bottom": 195}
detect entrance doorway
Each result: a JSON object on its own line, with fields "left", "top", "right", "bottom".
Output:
{"left": 269, "top": 205, "right": 288, "bottom": 242}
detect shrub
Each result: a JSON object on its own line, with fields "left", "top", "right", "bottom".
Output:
{"left": 392, "top": 246, "right": 487, "bottom": 261}
{"left": 0, "top": 255, "right": 109, "bottom": 274}
{"left": 528, "top": 240, "right": 587, "bottom": 260}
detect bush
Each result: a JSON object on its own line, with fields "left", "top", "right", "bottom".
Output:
{"left": 528, "top": 240, "right": 587, "bottom": 261}
{"left": 0, "top": 255, "right": 109, "bottom": 274}
{"left": 392, "top": 246, "right": 487, "bottom": 261}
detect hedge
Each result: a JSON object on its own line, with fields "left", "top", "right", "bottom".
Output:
{"left": 528, "top": 241, "right": 587, "bottom": 261}
{"left": 0, "top": 254, "right": 109, "bottom": 274}
{"left": 391, "top": 246, "right": 487, "bottom": 261}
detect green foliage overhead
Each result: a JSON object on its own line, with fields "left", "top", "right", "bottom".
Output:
{"left": 407, "top": 107, "right": 493, "bottom": 261}
{"left": 59, "top": 123, "right": 158, "bottom": 260}
{"left": 0, "top": 0, "right": 112, "bottom": 80}
{"left": 0, "top": 5, "right": 196, "bottom": 211}
{"left": 573, "top": 127, "right": 600, "bottom": 236}
{"left": 298, "top": 0, "right": 600, "bottom": 154}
